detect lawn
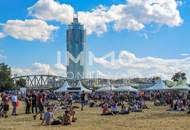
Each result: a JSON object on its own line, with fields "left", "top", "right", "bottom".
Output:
{"left": 0, "top": 102, "right": 190, "bottom": 130}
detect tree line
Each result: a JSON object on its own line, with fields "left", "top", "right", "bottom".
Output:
{"left": 0, "top": 63, "right": 26, "bottom": 91}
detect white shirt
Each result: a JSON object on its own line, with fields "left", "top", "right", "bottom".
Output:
{"left": 11, "top": 95, "right": 17, "bottom": 103}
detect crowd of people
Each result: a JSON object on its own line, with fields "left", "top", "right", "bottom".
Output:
{"left": 1, "top": 89, "right": 190, "bottom": 126}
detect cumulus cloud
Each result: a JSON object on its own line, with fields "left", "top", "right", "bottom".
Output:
{"left": 28, "top": 0, "right": 183, "bottom": 35}
{"left": 93, "top": 50, "right": 190, "bottom": 82}
{"left": 11, "top": 50, "right": 190, "bottom": 82}
{"left": 12, "top": 62, "right": 66, "bottom": 76}
{"left": 113, "top": 0, "right": 183, "bottom": 31}
{"left": 28, "top": 0, "right": 74, "bottom": 24}
{"left": 1, "top": 19, "right": 58, "bottom": 42}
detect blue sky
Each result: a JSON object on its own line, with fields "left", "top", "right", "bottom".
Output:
{"left": 0, "top": 0, "right": 190, "bottom": 80}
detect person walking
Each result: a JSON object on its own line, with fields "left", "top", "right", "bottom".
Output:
{"left": 11, "top": 93, "right": 17, "bottom": 116}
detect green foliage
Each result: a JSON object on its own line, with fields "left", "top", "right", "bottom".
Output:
{"left": 172, "top": 72, "right": 187, "bottom": 82}
{"left": 0, "top": 63, "right": 14, "bottom": 91}
{"left": 171, "top": 72, "right": 187, "bottom": 86}
{"left": 165, "top": 80, "right": 175, "bottom": 88}
{"left": 16, "top": 78, "right": 26, "bottom": 88}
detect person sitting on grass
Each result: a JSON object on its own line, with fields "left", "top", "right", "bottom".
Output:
{"left": 62, "top": 110, "right": 71, "bottom": 125}
{"left": 101, "top": 103, "right": 112, "bottom": 116}
{"left": 41, "top": 107, "right": 61, "bottom": 125}
{"left": 41, "top": 107, "right": 54, "bottom": 125}
{"left": 129, "top": 100, "right": 142, "bottom": 112}
{"left": 119, "top": 104, "right": 129, "bottom": 115}
{"left": 69, "top": 106, "right": 77, "bottom": 122}
{"left": 111, "top": 102, "right": 119, "bottom": 115}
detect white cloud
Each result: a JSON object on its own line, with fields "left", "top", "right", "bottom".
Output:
{"left": 112, "top": 0, "right": 183, "bottom": 31}
{"left": 28, "top": 0, "right": 74, "bottom": 24}
{"left": 93, "top": 50, "right": 190, "bottom": 82}
{"left": 0, "top": 32, "right": 5, "bottom": 38}
{"left": 180, "top": 53, "right": 189, "bottom": 57}
{"left": 28, "top": 0, "right": 183, "bottom": 35}
{"left": 11, "top": 50, "right": 190, "bottom": 83}
{"left": 78, "top": 5, "right": 112, "bottom": 35}
{"left": 2, "top": 19, "right": 58, "bottom": 42}
{"left": 12, "top": 62, "right": 66, "bottom": 76}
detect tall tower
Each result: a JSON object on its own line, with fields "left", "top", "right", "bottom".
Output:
{"left": 66, "top": 14, "right": 86, "bottom": 81}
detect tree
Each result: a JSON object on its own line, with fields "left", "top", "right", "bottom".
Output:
{"left": 0, "top": 63, "right": 14, "bottom": 91}
{"left": 172, "top": 72, "right": 187, "bottom": 82}
{"left": 16, "top": 78, "right": 26, "bottom": 88}
{"left": 171, "top": 72, "right": 187, "bottom": 86}
{"left": 152, "top": 76, "right": 161, "bottom": 83}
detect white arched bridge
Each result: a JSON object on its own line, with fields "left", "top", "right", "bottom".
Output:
{"left": 12, "top": 75, "right": 90, "bottom": 89}
{"left": 12, "top": 75, "right": 66, "bottom": 89}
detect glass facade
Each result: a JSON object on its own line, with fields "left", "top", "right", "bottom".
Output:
{"left": 66, "top": 17, "right": 86, "bottom": 80}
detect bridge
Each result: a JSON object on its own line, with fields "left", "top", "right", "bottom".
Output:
{"left": 12, "top": 75, "right": 67, "bottom": 89}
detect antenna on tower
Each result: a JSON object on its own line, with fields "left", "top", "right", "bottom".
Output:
{"left": 73, "top": 11, "right": 78, "bottom": 23}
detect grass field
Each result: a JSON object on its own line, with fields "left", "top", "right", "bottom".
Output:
{"left": 0, "top": 102, "right": 190, "bottom": 130}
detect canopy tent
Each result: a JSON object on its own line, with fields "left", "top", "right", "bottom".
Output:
{"left": 54, "top": 81, "right": 70, "bottom": 93}
{"left": 20, "top": 87, "right": 27, "bottom": 96}
{"left": 67, "top": 81, "right": 92, "bottom": 93}
{"left": 77, "top": 81, "right": 92, "bottom": 93}
{"left": 96, "top": 85, "right": 116, "bottom": 92}
{"left": 115, "top": 86, "right": 138, "bottom": 92}
{"left": 169, "top": 84, "right": 190, "bottom": 91}
{"left": 145, "top": 80, "right": 169, "bottom": 91}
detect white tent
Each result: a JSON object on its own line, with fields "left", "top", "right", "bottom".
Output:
{"left": 54, "top": 81, "right": 70, "bottom": 92}
{"left": 169, "top": 84, "right": 190, "bottom": 91}
{"left": 20, "top": 87, "right": 27, "bottom": 96}
{"left": 96, "top": 85, "right": 116, "bottom": 92}
{"left": 115, "top": 86, "right": 138, "bottom": 92}
{"left": 75, "top": 81, "right": 92, "bottom": 93}
{"left": 145, "top": 80, "right": 169, "bottom": 91}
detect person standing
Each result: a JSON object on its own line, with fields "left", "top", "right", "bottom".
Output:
{"left": 2, "top": 93, "right": 10, "bottom": 118}
{"left": 80, "top": 91, "right": 85, "bottom": 111}
{"left": 11, "top": 93, "right": 17, "bottom": 116}
{"left": 25, "top": 94, "right": 32, "bottom": 114}
{"left": 33, "top": 90, "right": 44, "bottom": 120}
{"left": 31, "top": 91, "right": 37, "bottom": 114}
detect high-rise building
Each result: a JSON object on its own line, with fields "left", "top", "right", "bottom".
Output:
{"left": 66, "top": 14, "right": 86, "bottom": 80}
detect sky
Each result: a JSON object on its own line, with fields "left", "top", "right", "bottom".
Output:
{"left": 0, "top": 0, "right": 190, "bottom": 81}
